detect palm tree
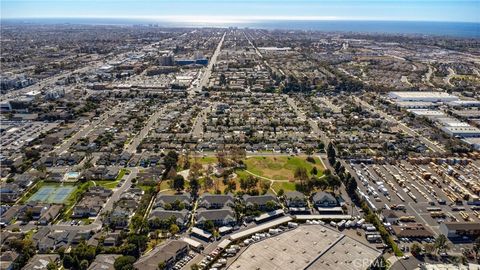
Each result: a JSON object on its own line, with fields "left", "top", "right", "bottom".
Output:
{"left": 434, "top": 234, "right": 448, "bottom": 254}
{"left": 473, "top": 237, "right": 480, "bottom": 260}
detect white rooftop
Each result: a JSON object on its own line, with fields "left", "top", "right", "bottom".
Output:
{"left": 390, "top": 91, "right": 457, "bottom": 98}
{"left": 227, "top": 225, "right": 380, "bottom": 270}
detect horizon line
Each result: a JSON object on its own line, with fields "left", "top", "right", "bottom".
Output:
{"left": 1, "top": 16, "right": 478, "bottom": 24}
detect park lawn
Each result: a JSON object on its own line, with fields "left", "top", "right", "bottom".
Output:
{"left": 137, "top": 184, "right": 155, "bottom": 192}
{"left": 244, "top": 156, "right": 324, "bottom": 181}
{"left": 271, "top": 181, "right": 297, "bottom": 193}
{"left": 159, "top": 180, "right": 172, "bottom": 192}
{"left": 196, "top": 175, "right": 246, "bottom": 194}
{"left": 97, "top": 181, "right": 120, "bottom": 189}
{"left": 234, "top": 170, "right": 250, "bottom": 181}
{"left": 191, "top": 156, "right": 218, "bottom": 165}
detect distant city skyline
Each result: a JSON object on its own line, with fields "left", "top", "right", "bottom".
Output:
{"left": 2, "top": 0, "right": 479, "bottom": 23}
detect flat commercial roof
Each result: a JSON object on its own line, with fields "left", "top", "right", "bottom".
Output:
{"left": 217, "top": 239, "right": 232, "bottom": 249}
{"left": 254, "top": 209, "right": 284, "bottom": 222}
{"left": 181, "top": 237, "right": 203, "bottom": 249}
{"left": 442, "top": 126, "right": 480, "bottom": 134}
{"left": 305, "top": 236, "right": 381, "bottom": 270}
{"left": 229, "top": 216, "right": 293, "bottom": 241}
{"left": 191, "top": 227, "right": 212, "bottom": 239}
{"left": 227, "top": 225, "right": 380, "bottom": 270}
{"left": 390, "top": 91, "right": 458, "bottom": 99}
{"left": 294, "top": 214, "right": 352, "bottom": 220}
{"left": 437, "top": 117, "right": 470, "bottom": 127}
{"left": 407, "top": 109, "right": 446, "bottom": 117}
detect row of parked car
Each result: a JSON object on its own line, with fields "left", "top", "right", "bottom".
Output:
{"left": 172, "top": 250, "right": 197, "bottom": 270}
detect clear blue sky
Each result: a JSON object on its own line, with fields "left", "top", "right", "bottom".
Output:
{"left": 1, "top": 0, "right": 479, "bottom": 23}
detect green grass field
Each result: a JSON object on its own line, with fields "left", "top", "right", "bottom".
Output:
{"left": 244, "top": 156, "right": 324, "bottom": 181}
{"left": 271, "top": 181, "right": 297, "bottom": 193}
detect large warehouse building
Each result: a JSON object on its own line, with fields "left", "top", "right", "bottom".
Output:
{"left": 227, "top": 225, "right": 381, "bottom": 270}
{"left": 389, "top": 91, "right": 459, "bottom": 102}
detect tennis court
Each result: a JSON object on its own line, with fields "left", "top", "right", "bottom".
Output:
{"left": 28, "top": 185, "right": 75, "bottom": 203}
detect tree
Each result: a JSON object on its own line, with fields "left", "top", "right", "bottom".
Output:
{"left": 310, "top": 167, "right": 318, "bottom": 176}
{"left": 189, "top": 162, "right": 202, "bottom": 180}
{"left": 63, "top": 255, "right": 74, "bottom": 269}
{"left": 473, "top": 237, "right": 480, "bottom": 259}
{"left": 294, "top": 167, "right": 308, "bottom": 182}
{"left": 327, "top": 142, "right": 336, "bottom": 165}
{"left": 203, "top": 176, "right": 214, "bottom": 190}
{"left": 47, "top": 261, "right": 57, "bottom": 270}
{"left": 83, "top": 159, "right": 93, "bottom": 170}
{"left": 277, "top": 189, "right": 285, "bottom": 196}
{"left": 25, "top": 149, "right": 40, "bottom": 160}
{"left": 114, "top": 256, "right": 136, "bottom": 270}
{"left": 326, "top": 174, "right": 341, "bottom": 192}
{"left": 318, "top": 141, "right": 325, "bottom": 152}
{"left": 191, "top": 264, "right": 200, "bottom": 270}
{"left": 230, "top": 146, "right": 246, "bottom": 164}
{"left": 345, "top": 176, "right": 358, "bottom": 197}
{"left": 169, "top": 224, "right": 180, "bottom": 235}
{"left": 216, "top": 151, "right": 229, "bottom": 167}
{"left": 424, "top": 243, "right": 435, "bottom": 255}
{"left": 265, "top": 201, "right": 277, "bottom": 212}
{"left": 204, "top": 220, "right": 215, "bottom": 233}
{"left": 190, "top": 178, "right": 200, "bottom": 198}
{"left": 173, "top": 175, "right": 185, "bottom": 191}
{"left": 435, "top": 234, "right": 448, "bottom": 254}
{"left": 79, "top": 260, "right": 89, "bottom": 270}
{"left": 411, "top": 243, "right": 422, "bottom": 257}
{"left": 158, "top": 261, "right": 166, "bottom": 270}
{"left": 164, "top": 151, "right": 179, "bottom": 171}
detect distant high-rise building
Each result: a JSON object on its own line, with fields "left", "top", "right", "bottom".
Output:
{"left": 159, "top": 51, "right": 175, "bottom": 66}
{"left": 194, "top": 51, "right": 203, "bottom": 60}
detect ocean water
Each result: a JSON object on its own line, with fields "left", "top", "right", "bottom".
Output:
{"left": 3, "top": 18, "right": 479, "bottom": 38}
{"left": 245, "top": 20, "right": 480, "bottom": 38}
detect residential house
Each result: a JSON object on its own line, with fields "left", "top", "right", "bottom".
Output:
{"left": 23, "top": 255, "right": 60, "bottom": 270}
{"left": 0, "top": 251, "right": 19, "bottom": 270}
{"left": 103, "top": 232, "right": 121, "bottom": 247}
{"left": 133, "top": 240, "right": 188, "bottom": 270}
{"left": 105, "top": 188, "right": 143, "bottom": 229}
{"left": 198, "top": 193, "right": 234, "bottom": 209}
{"left": 0, "top": 183, "right": 22, "bottom": 203}
{"left": 38, "top": 230, "right": 76, "bottom": 253}
{"left": 195, "top": 208, "right": 236, "bottom": 227}
{"left": 88, "top": 255, "right": 120, "bottom": 270}
{"left": 312, "top": 191, "right": 338, "bottom": 207}
{"left": 242, "top": 194, "right": 279, "bottom": 211}
{"left": 149, "top": 209, "right": 190, "bottom": 228}
{"left": 0, "top": 205, "right": 22, "bottom": 226}
{"left": 284, "top": 191, "right": 309, "bottom": 213}
{"left": 72, "top": 187, "right": 112, "bottom": 218}
{"left": 154, "top": 193, "right": 192, "bottom": 209}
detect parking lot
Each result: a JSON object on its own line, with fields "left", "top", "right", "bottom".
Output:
{"left": 346, "top": 160, "right": 480, "bottom": 238}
